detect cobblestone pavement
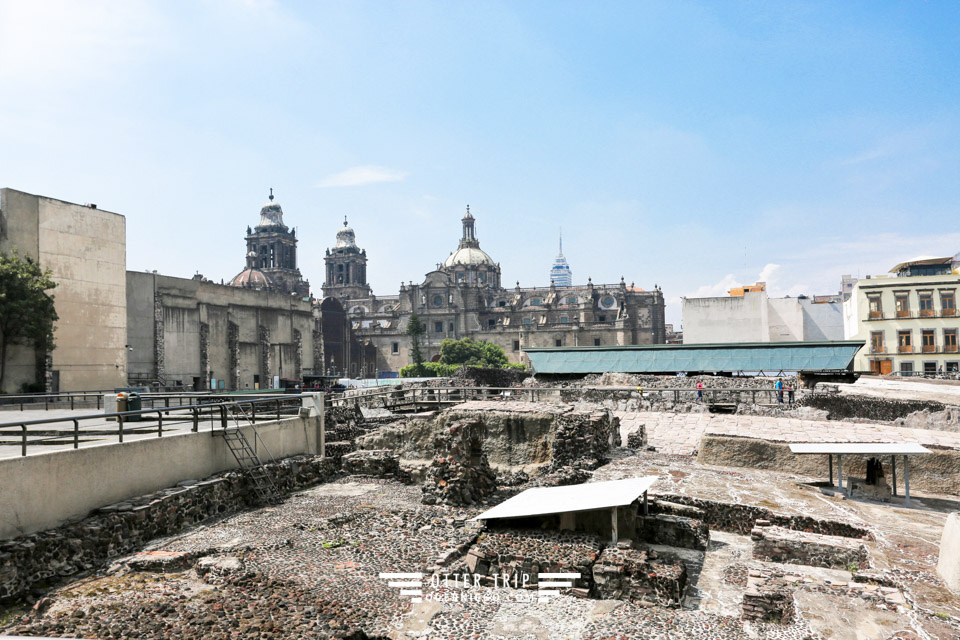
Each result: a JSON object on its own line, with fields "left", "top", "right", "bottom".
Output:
{"left": 616, "top": 411, "right": 960, "bottom": 456}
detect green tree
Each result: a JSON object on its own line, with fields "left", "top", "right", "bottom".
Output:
{"left": 0, "top": 251, "right": 58, "bottom": 392}
{"left": 406, "top": 313, "right": 426, "bottom": 376}
{"left": 439, "top": 337, "right": 508, "bottom": 367}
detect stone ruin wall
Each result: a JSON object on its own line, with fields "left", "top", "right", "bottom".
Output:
{"left": 356, "top": 403, "right": 620, "bottom": 474}
{"left": 750, "top": 521, "right": 869, "bottom": 569}
{"left": 650, "top": 495, "right": 871, "bottom": 539}
{"left": 0, "top": 456, "right": 339, "bottom": 604}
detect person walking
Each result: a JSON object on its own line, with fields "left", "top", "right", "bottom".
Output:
{"left": 787, "top": 381, "right": 795, "bottom": 405}
{"left": 775, "top": 378, "right": 784, "bottom": 404}
{"left": 696, "top": 379, "right": 704, "bottom": 402}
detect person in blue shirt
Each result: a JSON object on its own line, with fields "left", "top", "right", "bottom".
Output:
{"left": 775, "top": 378, "right": 784, "bottom": 404}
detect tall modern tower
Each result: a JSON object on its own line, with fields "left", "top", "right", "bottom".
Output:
{"left": 549, "top": 230, "right": 573, "bottom": 287}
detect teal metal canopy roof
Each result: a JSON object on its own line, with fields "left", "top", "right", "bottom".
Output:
{"left": 524, "top": 341, "right": 864, "bottom": 374}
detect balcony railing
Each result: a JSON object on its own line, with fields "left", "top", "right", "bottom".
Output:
{"left": 868, "top": 310, "right": 883, "bottom": 319}
{"left": 870, "top": 346, "right": 886, "bottom": 354}
{"left": 898, "top": 345, "right": 914, "bottom": 353}
{"left": 896, "top": 309, "right": 911, "bottom": 318}
{"left": 922, "top": 344, "right": 937, "bottom": 353}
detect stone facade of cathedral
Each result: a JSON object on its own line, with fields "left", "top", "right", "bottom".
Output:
{"left": 323, "top": 206, "right": 667, "bottom": 373}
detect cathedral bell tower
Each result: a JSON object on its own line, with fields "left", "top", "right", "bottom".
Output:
{"left": 322, "top": 216, "right": 373, "bottom": 301}
{"left": 229, "top": 189, "right": 309, "bottom": 296}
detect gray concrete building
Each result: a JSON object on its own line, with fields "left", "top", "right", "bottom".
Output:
{"left": 0, "top": 188, "right": 127, "bottom": 392}
{"left": 682, "top": 290, "right": 844, "bottom": 344}
{"left": 323, "top": 207, "right": 666, "bottom": 372}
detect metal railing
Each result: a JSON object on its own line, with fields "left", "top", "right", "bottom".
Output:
{"left": 0, "top": 390, "right": 295, "bottom": 412}
{"left": 0, "top": 394, "right": 311, "bottom": 457}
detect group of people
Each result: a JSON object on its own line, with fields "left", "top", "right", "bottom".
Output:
{"left": 691, "top": 378, "right": 796, "bottom": 404}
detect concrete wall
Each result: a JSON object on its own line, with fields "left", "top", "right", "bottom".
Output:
{"left": 683, "top": 293, "right": 766, "bottom": 343}
{"left": 127, "top": 271, "right": 318, "bottom": 389}
{"left": 0, "top": 188, "right": 126, "bottom": 392}
{"left": 0, "top": 414, "right": 321, "bottom": 539}
{"left": 937, "top": 512, "right": 960, "bottom": 594}
{"left": 683, "top": 291, "right": 844, "bottom": 345}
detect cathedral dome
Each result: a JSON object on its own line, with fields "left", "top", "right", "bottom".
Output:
{"left": 257, "top": 189, "right": 286, "bottom": 229}
{"left": 443, "top": 246, "right": 495, "bottom": 268}
{"left": 229, "top": 267, "right": 272, "bottom": 289}
{"left": 335, "top": 217, "right": 357, "bottom": 249}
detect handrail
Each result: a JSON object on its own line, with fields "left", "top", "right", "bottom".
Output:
{"left": 0, "top": 394, "right": 313, "bottom": 456}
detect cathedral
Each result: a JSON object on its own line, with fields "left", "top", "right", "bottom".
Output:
{"left": 318, "top": 206, "right": 666, "bottom": 373}
{"left": 227, "top": 192, "right": 665, "bottom": 375}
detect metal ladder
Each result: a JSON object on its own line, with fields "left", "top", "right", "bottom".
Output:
{"left": 221, "top": 408, "right": 281, "bottom": 505}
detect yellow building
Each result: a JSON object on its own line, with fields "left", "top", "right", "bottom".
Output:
{"left": 844, "top": 257, "right": 960, "bottom": 376}
{"left": 728, "top": 281, "right": 766, "bottom": 297}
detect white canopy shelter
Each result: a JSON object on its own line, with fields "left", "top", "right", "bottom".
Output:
{"left": 789, "top": 443, "right": 932, "bottom": 507}
{"left": 472, "top": 476, "right": 659, "bottom": 544}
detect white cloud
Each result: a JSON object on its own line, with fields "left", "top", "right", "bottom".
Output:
{"left": 316, "top": 166, "right": 410, "bottom": 188}
{"left": 758, "top": 263, "right": 780, "bottom": 285}
{"left": 685, "top": 273, "right": 742, "bottom": 299}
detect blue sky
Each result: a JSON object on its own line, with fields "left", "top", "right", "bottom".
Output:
{"left": 2, "top": 1, "right": 959, "bottom": 327}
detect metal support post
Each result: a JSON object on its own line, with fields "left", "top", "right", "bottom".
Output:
{"left": 903, "top": 455, "right": 910, "bottom": 507}
{"left": 828, "top": 454, "right": 833, "bottom": 487}
{"left": 837, "top": 454, "right": 843, "bottom": 493}
{"left": 73, "top": 419, "right": 79, "bottom": 449}
{"left": 611, "top": 508, "right": 618, "bottom": 545}
{"left": 891, "top": 455, "right": 897, "bottom": 496}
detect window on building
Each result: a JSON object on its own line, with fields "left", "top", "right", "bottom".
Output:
{"left": 498, "top": 300, "right": 507, "bottom": 307}
{"left": 870, "top": 331, "right": 885, "bottom": 353}
{"left": 919, "top": 292, "right": 934, "bottom": 317}
{"left": 479, "top": 272, "right": 486, "bottom": 283}
{"left": 560, "top": 316, "right": 569, "bottom": 323}
{"left": 555, "top": 338, "right": 562, "bottom": 347}
{"left": 942, "top": 291, "right": 957, "bottom": 316}
{"left": 922, "top": 329, "right": 936, "bottom": 353}
{"left": 598, "top": 315, "right": 607, "bottom": 322}
{"left": 522, "top": 317, "right": 532, "bottom": 326}
{"left": 900, "top": 361, "right": 914, "bottom": 375}
{"left": 868, "top": 295, "right": 882, "bottom": 319}
{"left": 513, "top": 340, "right": 520, "bottom": 351}
{"left": 391, "top": 342, "right": 399, "bottom": 354}
{"left": 898, "top": 330, "right": 913, "bottom": 353}
{"left": 448, "top": 322, "right": 454, "bottom": 332}
{"left": 488, "top": 318, "right": 496, "bottom": 328}
{"left": 945, "top": 329, "right": 959, "bottom": 353}
{"left": 434, "top": 321, "right": 443, "bottom": 333}
{"left": 529, "top": 298, "right": 542, "bottom": 306}
{"left": 924, "top": 361, "right": 938, "bottom": 375}
{"left": 946, "top": 361, "right": 959, "bottom": 373}
{"left": 895, "top": 292, "right": 910, "bottom": 318}
{"left": 433, "top": 295, "right": 443, "bottom": 307}
{"left": 567, "top": 296, "right": 578, "bottom": 305}
{"left": 594, "top": 338, "right": 601, "bottom": 346}
{"left": 456, "top": 273, "right": 465, "bottom": 282}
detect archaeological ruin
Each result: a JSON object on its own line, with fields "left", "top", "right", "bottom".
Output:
{"left": 1, "top": 371, "right": 959, "bottom": 639}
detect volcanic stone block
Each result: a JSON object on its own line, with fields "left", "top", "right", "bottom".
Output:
{"left": 751, "top": 523, "right": 869, "bottom": 569}
{"left": 592, "top": 545, "right": 687, "bottom": 607}
{"left": 638, "top": 514, "right": 709, "bottom": 551}
{"left": 341, "top": 449, "right": 400, "bottom": 478}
